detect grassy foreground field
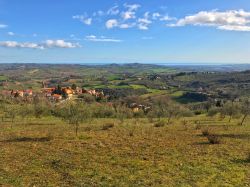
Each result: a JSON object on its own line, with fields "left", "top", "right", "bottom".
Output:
{"left": 0, "top": 117, "right": 249, "bottom": 186}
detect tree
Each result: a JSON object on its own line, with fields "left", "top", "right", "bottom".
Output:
{"left": 59, "top": 102, "right": 91, "bottom": 136}
{"left": 207, "top": 107, "right": 219, "bottom": 117}
{"left": 71, "top": 83, "right": 77, "bottom": 90}
{"left": 19, "top": 104, "right": 34, "bottom": 122}
{"left": 4, "top": 105, "right": 20, "bottom": 128}
{"left": 150, "top": 96, "right": 181, "bottom": 125}
{"left": 240, "top": 99, "right": 250, "bottom": 125}
{"left": 220, "top": 101, "right": 240, "bottom": 122}
{"left": 203, "top": 100, "right": 212, "bottom": 112}
{"left": 33, "top": 96, "right": 50, "bottom": 118}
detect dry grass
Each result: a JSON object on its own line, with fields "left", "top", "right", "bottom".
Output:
{"left": 154, "top": 121, "right": 165, "bottom": 127}
{"left": 201, "top": 128, "right": 210, "bottom": 136}
{"left": 207, "top": 135, "right": 221, "bottom": 144}
{"left": 0, "top": 117, "right": 249, "bottom": 186}
{"left": 101, "top": 122, "right": 115, "bottom": 130}
{"left": 247, "top": 153, "right": 250, "bottom": 163}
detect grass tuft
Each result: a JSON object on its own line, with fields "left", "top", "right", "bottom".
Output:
{"left": 247, "top": 153, "right": 250, "bottom": 163}
{"left": 154, "top": 121, "right": 165, "bottom": 127}
{"left": 102, "top": 123, "right": 114, "bottom": 130}
{"left": 201, "top": 129, "right": 210, "bottom": 136}
{"left": 207, "top": 135, "right": 221, "bottom": 144}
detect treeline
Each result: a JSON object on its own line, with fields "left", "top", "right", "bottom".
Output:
{"left": 0, "top": 94, "right": 191, "bottom": 122}
{"left": 1, "top": 94, "right": 250, "bottom": 134}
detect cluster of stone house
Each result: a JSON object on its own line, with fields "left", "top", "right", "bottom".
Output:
{"left": 42, "top": 86, "right": 104, "bottom": 102}
{"left": 1, "top": 89, "right": 33, "bottom": 98}
{"left": 1, "top": 85, "right": 105, "bottom": 102}
{"left": 129, "top": 103, "right": 151, "bottom": 113}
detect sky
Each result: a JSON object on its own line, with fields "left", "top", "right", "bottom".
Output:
{"left": 0, "top": 0, "right": 250, "bottom": 64}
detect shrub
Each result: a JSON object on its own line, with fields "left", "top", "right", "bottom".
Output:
{"left": 223, "top": 125, "right": 229, "bottom": 131}
{"left": 202, "top": 129, "right": 210, "bottom": 136}
{"left": 147, "top": 116, "right": 154, "bottom": 123}
{"left": 182, "top": 119, "right": 187, "bottom": 126}
{"left": 102, "top": 123, "right": 114, "bottom": 130}
{"left": 78, "top": 94, "right": 96, "bottom": 103}
{"left": 194, "top": 111, "right": 202, "bottom": 115}
{"left": 207, "top": 135, "right": 221, "bottom": 144}
{"left": 128, "top": 131, "right": 134, "bottom": 137}
{"left": 247, "top": 153, "right": 250, "bottom": 163}
{"left": 181, "top": 109, "right": 194, "bottom": 117}
{"left": 154, "top": 121, "right": 165, "bottom": 127}
{"left": 207, "top": 107, "right": 219, "bottom": 117}
{"left": 195, "top": 124, "right": 201, "bottom": 130}
{"left": 92, "top": 105, "right": 115, "bottom": 118}
{"left": 83, "top": 126, "right": 92, "bottom": 131}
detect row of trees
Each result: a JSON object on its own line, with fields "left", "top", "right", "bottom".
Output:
{"left": 1, "top": 94, "right": 250, "bottom": 135}
{"left": 207, "top": 99, "right": 250, "bottom": 125}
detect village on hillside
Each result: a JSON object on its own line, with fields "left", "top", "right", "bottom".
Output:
{"left": 0, "top": 82, "right": 152, "bottom": 113}
{"left": 1, "top": 84, "right": 104, "bottom": 101}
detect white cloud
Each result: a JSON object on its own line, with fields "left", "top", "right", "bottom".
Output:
{"left": 119, "top": 23, "right": 135, "bottom": 29}
{"left": 0, "top": 41, "right": 44, "bottom": 49}
{"left": 137, "top": 12, "right": 152, "bottom": 30}
{"left": 73, "top": 14, "right": 92, "bottom": 25}
{"left": 160, "top": 15, "right": 175, "bottom": 21}
{"left": 218, "top": 25, "right": 250, "bottom": 31}
{"left": 152, "top": 12, "right": 161, "bottom": 20}
{"left": 44, "top": 40, "right": 81, "bottom": 48}
{"left": 107, "top": 5, "right": 120, "bottom": 15}
{"left": 121, "top": 11, "right": 136, "bottom": 20}
{"left": 121, "top": 3, "right": 141, "bottom": 20}
{"left": 124, "top": 3, "right": 141, "bottom": 11}
{"left": 7, "top": 32, "right": 15, "bottom": 36}
{"left": 93, "top": 10, "right": 105, "bottom": 17}
{"left": 85, "top": 35, "right": 122, "bottom": 42}
{"left": 72, "top": 4, "right": 176, "bottom": 31}
{"left": 106, "top": 19, "right": 118, "bottom": 29}
{"left": 152, "top": 12, "right": 175, "bottom": 21}
{"left": 169, "top": 9, "right": 250, "bottom": 31}
{"left": 0, "top": 24, "right": 7, "bottom": 28}
{"left": 0, "top": 40, "right": 81, "bottom": 49}
{"left": 106, "top": 19, "right": 136, "bottom": 29}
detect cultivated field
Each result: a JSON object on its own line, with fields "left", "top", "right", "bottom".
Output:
{"left": 0, "top": 117, "right": 249, "bottom": 186}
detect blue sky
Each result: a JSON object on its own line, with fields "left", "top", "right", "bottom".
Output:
{"left": 0, "top": 0, "right": 250, "bottom": 64}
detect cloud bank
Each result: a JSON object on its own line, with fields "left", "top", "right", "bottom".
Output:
{"left": 169, "top": 9, "right": 250, "bottom": 31}
{"left": 0, "top": 40, "right": 81, "bottom": 49}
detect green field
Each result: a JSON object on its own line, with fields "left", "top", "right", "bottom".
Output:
{"left": 0, "top": 117, "right": 249, "bottom": 186}
{"left": 0, "top": 75, "right": 7, "bottom": 81}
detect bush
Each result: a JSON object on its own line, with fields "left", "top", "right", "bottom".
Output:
{"left": 223, "top": 125, "right": 229, "bottom": 131}
{"left": 92, "top": 105, "right": 115, "bottom": 118}
{"left": 202, "top": 129, "right": 210, "bottom": 136}
{"left": 78, "top": 94, "right": 96, "bottom": 103}
{"left": 154, "top": 121, "right": 165, "bottom": 127}
{"left": 115, "top": 105, "right": 133, "bottom": 120}
{"left": 181, "top": 109, "right": 194, "bottom": 117}
{"left": 102, "top": 123, "right": 114, "bottom": 130}
{"left": 207, "top": 107, "right": 219, "bottom": 117}
{"left": 195, "top": 124, "right": 201, "bottom": 130}
{"left": 194, "top": 111, "right": 202, "bottom": 115}
{"left": 207, "top": 135, "right": 221, "bottom": 144}
{"left": 83, "top": 126, "right": 92, "bottom": 131}
{"left": 247, "top": 153, "right": 250, "bottom": 163}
